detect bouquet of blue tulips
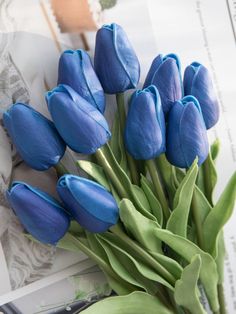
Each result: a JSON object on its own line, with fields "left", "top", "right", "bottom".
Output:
{"left": 4, "top": 23, "right": 236, "bottom": 314}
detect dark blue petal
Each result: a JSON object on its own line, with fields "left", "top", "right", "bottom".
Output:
{"left": 184, "top": 63, "right": 219, "bottom": 129}
{"left": 124, "top": 85, "right": 166, "bottom": 160}
{"left": 57, "top": 175, "right": 119, "bottom": 233}
{"left": 144, "top": 54, "right": 183, "bottom": 115}
{"left": 166, "top": 96, "right": 209, "bottom": 168}
{"left": 46, "top": 85, "right": 111, "bottom": 154}
{"left": 7, "top": 182, "right": 70, "bottom": 245}
{"left": 94, "top": 23, "right": 140, "bottom": 94}
{"left": 58, "top": 49, "right": 105, "bottom": 113}
{"left": 143, "top": 55, "right": 163, "bottom": 87}
{"left": 3, "top": 103, "right": 66, "bottom": 171}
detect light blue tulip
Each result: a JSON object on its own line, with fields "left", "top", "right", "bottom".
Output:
{"left": 7, "top": 182, "right": 70, "bottom": 245}
{"left": 124, "top": 85, "right": 166, "bottom": 160}
{"left": 94, "top": 23, "right": 140, "bottom": 94}
{"left": 58, "top": 49, "right": 105, "bottom": 113}
{"left": 3, "top": 103, "right": 66, "bottom": 171}
{"left": 57, "top": 175, "right": 119, "bottom": 233}
{"left": 144, "top": 54, "right": 183, "bottom": 115}
{"left": 166, "top": 96, "right": 209, "bottom": 168}
{"left": 46, "top": 84, "right": 111, "bottom": 154}
{"left": 184, "top": 62, "right": 219, "bottom": 129}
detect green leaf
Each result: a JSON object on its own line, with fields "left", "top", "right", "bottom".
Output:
{"left": 141, "top": 175, "right": 163, "bottom": 226}
{"left": 69, "top": 220, "right": 84, "bottom": 235}
{"left": 57, "top": 233, "right": 88, "bottom": 253}
{"left": 201, "top": 153, "right": 218, "bottom": 205}
{"left": 110, "top": 111, "right": 128, "bottom": 172}
{"left": 77, "top": 160, "right": 110, "bottom": 191}
{"left": 119, "top": 200, "right": 219, "bottom": 312}
{"left": 174, "top": 255, "right": 206, "bottom": 314}
{"left": 80, "top": 291, "right": 174, "bottom": 314}
{"left": 203, "top": 172, "right": 236, "bottom": 256}
{"left": 119, "top": 199, "right": 162, "bottom": 254}
{"left": 166, "top": 159, "right": 198, "bottom": 237}
{"left": 97, "top": 233, "right": 173, "bottom": 292}
{"left": 193, "top": 186, "right": 212, "bottom": 225}
{"left": 211, "top": 139, "right": 220, "bottom": 161}
{"left": 215, "top": 231, "right": 226, "bottom": 284}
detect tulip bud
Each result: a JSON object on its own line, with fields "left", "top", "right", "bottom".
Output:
{"left": 144, "top": 54, "right": 183, "bottom": 115}
{"left": 94, "top": 23, "right": 140, "bottom": 94}
{"left": 58, "top": 49, "right": 105, "bottom": 113}
{"left": 166, "top": 96, "right": 209, "bottom": 168}
{"left": 7, "top": 182, "right": 70, "bottom": 244}
{"left": 3, "top": 103, "right": 66, "bottom": 171}
{"left": 57, "top": 175, "right": 119, "bottom": 233}
{"left": 184, "top": 62, "right": 219, "bottom": 129}
{"left": 124, "top": 85, "right": 166, "bottom": 160}
{"left": 46, "top": 84, "right": 111, "bottom": 154}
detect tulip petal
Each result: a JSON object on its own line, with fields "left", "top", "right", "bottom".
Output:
{"left": 7, "top": 182, "right": 70, "bottom": 245}
{"left": 144, "top": 54, "right": 183, "bottom": 115}
{"left": 58, "top": 50, "right": 105, "bottom": 113}
{"left": 124, "top": 85, "right": 166, "bottom": 160}
{"left": 184, "top": 63, "right": 219, "bottom": 129}
{"left": 3, "top": 103, "right": 66, "bottom": 170}
{"left": 94, "top": 23, "right": 140, "bottom": 94}
{"left": 57, "top": 175, "right": 119, "bottom": 233}
{"left": 47, "top": 85, "right": 111, "bottom": 154}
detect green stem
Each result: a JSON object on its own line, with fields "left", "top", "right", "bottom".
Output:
{"left": 95, "top": 148, "right": 129, "bottom": 199}
{"left": 54, "top": 162, "right": 69, "bottom": 177}
{"left": 67, "top": 233, "right": 129, "bottom": 289}
{"left": 218, "top": 284, "right": 227, "bottom": 314}
{"left": 202, "top": 154, "right": 213, "bottom": 206}
{"left": 191, "top": 190, "right": 204, "bottom": 249}
{"left": 116, "top": 93, "right": 140, "bottom": 185}
{"left": 146, "top": 159, "right": 170, "bottom": 222}
{"left": 110, "top": 224, "right": 176, "bottom": 287}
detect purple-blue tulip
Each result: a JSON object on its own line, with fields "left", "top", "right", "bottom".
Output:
{"left": 184, "top": 62, "right": 219, "bottom": 129}
{"left": 166, "top": 96, "right": 209, "bottom": 168}
{"left": 46, "top": 84, "right": 111, "bottom": 154}
{"left": 58, "top": 49, "right": 105, "bottom": 113}
{"left": 3, "top": 103, "right": 66, "bottom": 171}
{"left": 94, "top": 23, "right": 140, "bottom": 94}
{"left": 124, "top": 85, "right": 166, "bottom": 160}
{"left": 57, "top": 175, "right": 119, "bottom": 233}
{"left": 144, "top": 54, "right": 183, "bottom": 116}
{"left": 7, "top": 182, "right": 70, "bottom": 245}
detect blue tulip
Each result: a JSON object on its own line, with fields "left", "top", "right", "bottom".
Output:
{"left": 57, "top": 175, "right": 119, "bottom": 233}
{"left": 124, "top": 85, "right": 166, "bottom": 160}
{"left": 166, "top": 96, "right": 209, "bottom": 168}
{"left": 184, "top": 62, "right": 219, "bottom": 129}
{"left": 7, "top": 182, "right": 70, "bottom": 244}
{"left": 94, "top": 23, "right": 140, "bottom": 94}
{"left": 46, "top": 84, "right": 111, "bottom": 154}
{"left": 144, "top": 54, "right": 183, "bottom": 115}
{"left": 58, "top": 49, "right": 105, "bottom": 113}
{"left": 3, "top": 103, "right": 66, "bottom": 171}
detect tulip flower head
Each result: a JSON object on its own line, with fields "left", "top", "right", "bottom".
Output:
{"left": 166, "top": 95, "right": 209, "bottom": 168}
{"left": 94, "top": 23, "right": 140, "bottom": 94}
{"left": 58, "top": 49, "right": 105, "bottom": 113}
{"left": 184, "top": 62, "right": 220, "bottom": 129}
{"left": 46, "top": 84, "right": 111, "bottom": 154}
{"left": 57, "top": 175, "right": 119, "bottom": 233}
{"left": 3, "top": 103, "right": 66, "bottom": 171}
{"left": 144, "top": 54, "right": 183, "bottom": 116}
{"left": 124, "top": 85, "right": 166, "bottom": 160}
{"left": 7, "top": 182, "right": 70, "bottom": 245}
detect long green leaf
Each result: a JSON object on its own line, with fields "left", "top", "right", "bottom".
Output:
{"left": 77, "top": 160, "right": 110, "bottom": 190}
{"left": 97, "top": 233, "right": 173, "bottom": 292}
{"left": 141, "top": 175, "right": 163, "bottom": 226}
{"left": 81, "top": 291, "right": 174, "bottom": 314}
{"left": 203, "top": 172, "right": 236, "bottom": 256}
{"left": 174, "top": 255, "right": 206, "bottom": 314}
{"left": 166, "top": 160, "right": 198, "bottom": 237}
{"left": 211, "top": 139, "right": 220, "bottom": 161}
{"left": 119, "top": 199, "right": 219, "bottom": 312}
